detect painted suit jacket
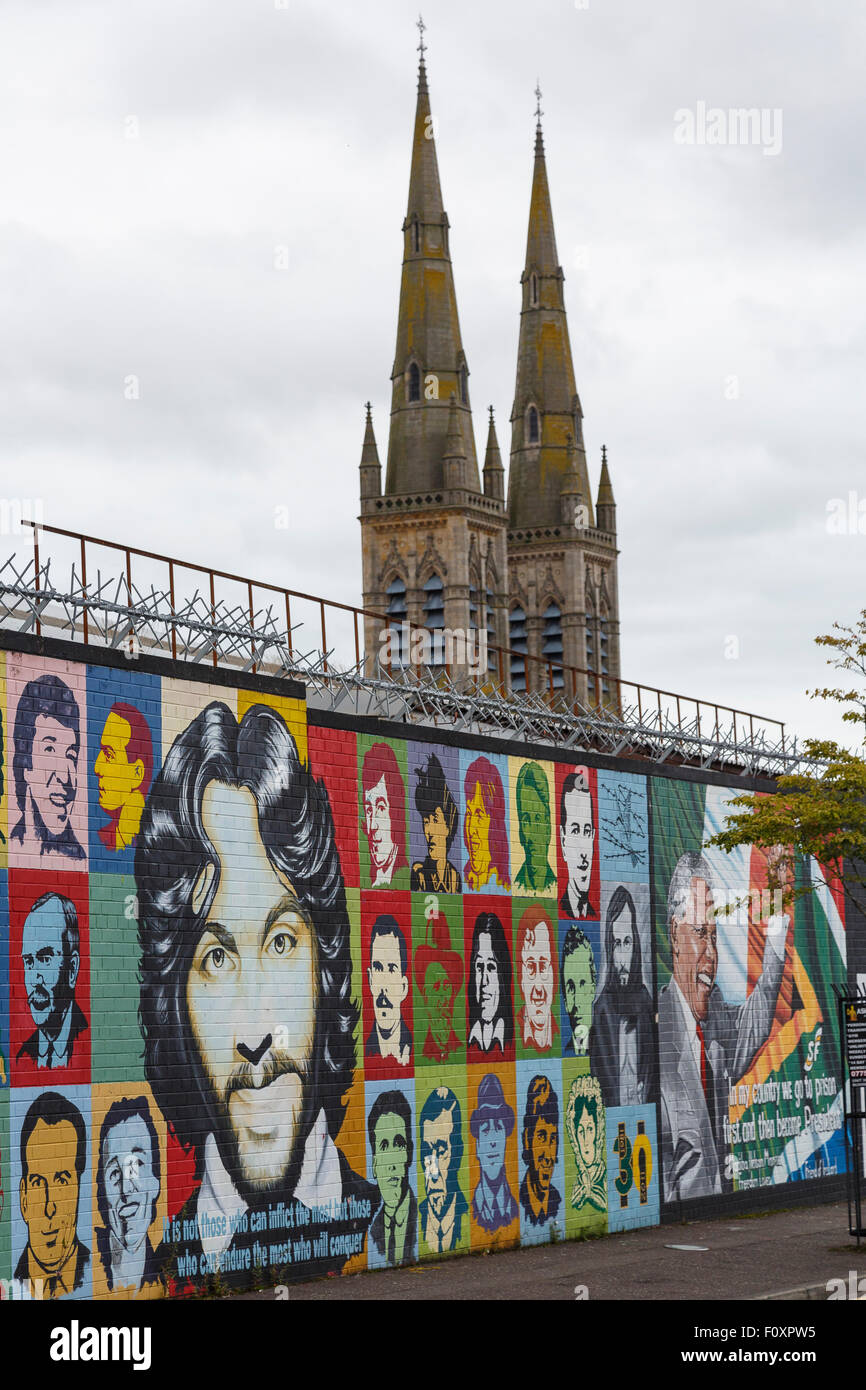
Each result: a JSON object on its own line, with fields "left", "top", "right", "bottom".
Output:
{"left": 418, "top": 1187, "right": 468, "bottom": 1252}
{"left": 368, "top": 1189, "right": 417, "bottom": 1265}
{"left": 658, "top": 938, "right": 785, "bottom": 1204}
{"left": 17, "top": 1001, "right": 89, "bottom": 1067}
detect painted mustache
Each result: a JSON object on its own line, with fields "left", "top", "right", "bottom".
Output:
{"left": 224, "top": 1050, "right": 307, "bottom": 1099}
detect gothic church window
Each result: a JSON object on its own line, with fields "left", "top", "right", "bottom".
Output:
{"left": 542, "top": 601, "right": 564, "bottom": 690}
{"left": 509, "top": 605, "right": 528, "bottom": 692}
{"left": 408, "top": 362, "right": 421, "bottom": 402}
{"left": 527, "top": 406, "right": 539, "bottom": 445}
{"left": 386, "top": 577, "right": 407, "bottom": 666}
{"left": 423, "top": 572, "right": 445, "bottom": 664}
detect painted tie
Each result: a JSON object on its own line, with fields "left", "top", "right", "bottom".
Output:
{"left": 696, "top": 1023, "right": 708, "bottom": 1099}
{"left": 387, "top": 1218, "right": 395, "bottom": 1266}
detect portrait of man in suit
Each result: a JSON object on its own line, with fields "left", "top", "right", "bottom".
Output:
{"left": 469, "top": 1074, "right": 518, "bottom": 1234}
{"left": 11, "top": 675, "right": 86, "bottom": 862}
{"left": 96, "top": 1096, "right": 163, "bottom": 1295}
{"left": 17, "top": 1091, "right": 90, "bottom": 1298}
{"left": 366, "top": 914, "right": 412, "bottom": 1066}
{"left": 367, "top": 1090, "right": 417, "bottom": 1267}
{"left": 418, "top": 1086, "right": 468, "bottom": 1254}
{"left": 658, "top": 850, "right": 789, "bottom": 1203}
{"left": 559, "top": 770, "right": 597, "bottom": 919}
{"left": 519, "top": 1075, "right": 561, "bottom": 1227}
{"left": 18, "top": 892, "right": 88, "bottom": 1070}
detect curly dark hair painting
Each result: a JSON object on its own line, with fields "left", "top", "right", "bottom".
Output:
{"left": 135, "top": 701, "right": 356, "bottom": 1174}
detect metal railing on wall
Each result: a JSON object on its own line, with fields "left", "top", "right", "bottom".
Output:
{"left": 0, "top": 520, "right": 804, "bottom": 776}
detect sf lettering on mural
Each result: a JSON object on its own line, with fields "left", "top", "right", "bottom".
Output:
{"left": 0, "top": 649, "right": 848, "bottom": 1300}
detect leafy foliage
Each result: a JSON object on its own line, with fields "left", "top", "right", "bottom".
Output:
{"left": 706, "top": 612, "right": 866, "bottom": 909}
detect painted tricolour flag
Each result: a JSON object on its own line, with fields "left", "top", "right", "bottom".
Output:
{"left": 652, "top": 779, "right": 847, "bottom": 1195}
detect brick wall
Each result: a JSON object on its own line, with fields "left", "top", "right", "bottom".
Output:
{"left": 0, "top": 636, "right": 849, "bottom": 1300}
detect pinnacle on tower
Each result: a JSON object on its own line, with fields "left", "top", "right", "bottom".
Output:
{"left": 483, "top": 405, "right": 505, "bottom": 502}
{"left": 596, "top": 443, "right": 616, "bottom": 534}
{"left": 359, "top": 402, "right": 382, "bottom": 500}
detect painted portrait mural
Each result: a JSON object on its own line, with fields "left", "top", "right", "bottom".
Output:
{"left": 0, "top": 645, "right": 851, "bottom": 1301}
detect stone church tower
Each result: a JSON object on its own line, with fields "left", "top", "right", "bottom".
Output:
{"left": 359, "top": 43, "right": 508, "bottom": 679}
{"left": 360, "top": 42, "right": 620, "bottom": 701}
{"left": 506, "top": 104, "right": 621, "bottom": 701}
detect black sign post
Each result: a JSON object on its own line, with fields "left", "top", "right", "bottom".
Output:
{"left": 839, "top": 990, "right": 866, "bottom": 1244}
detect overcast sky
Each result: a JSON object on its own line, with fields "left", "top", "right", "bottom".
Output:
{"left": 2, "top": 0, "right": 863, "bottom": 750}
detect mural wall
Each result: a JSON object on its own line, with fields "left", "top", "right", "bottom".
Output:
{"left": 0, "top": 644, "right": 849, "bottom": 1300}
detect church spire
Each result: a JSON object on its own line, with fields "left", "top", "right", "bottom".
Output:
{"left": 384, "top": 20, "right": 479, "bottom": 497}
{"left": 508, "top": 92, "right": 593, "bottom": 531}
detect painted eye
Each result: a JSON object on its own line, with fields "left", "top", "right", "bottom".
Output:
{"left": 270, "top": 930, "right": 296, "bottom": 956}
{"left": 205, "top": 946, "right": 226, "bottom": 972}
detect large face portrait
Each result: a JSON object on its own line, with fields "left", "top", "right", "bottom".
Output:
{"left": 562, "top": 937, "right": 594, "bottom": 1049}
{"left": 20, "top": 1117, "right": 81, "bottom": 1279}
{"left": 185, "top": 781, "right": 317, "bottom": 1197}
{"left": 474, "top": 930, "right": 500, "bottom": 1025}
{"left": 364, "top": 774, "right": 394, "bottom": 877}
{"left": 101, "top": 1112, "right": 159, "bottom": 1255}
{"left": 560, "top": 778, "right": 595, "bottom": 895}
{"left": 671, "top": 874, "right": 717, "bottom": 1024}
{"left": 372, "top": 1109, "right": 409, "bottom": 1212}
{"left": 421, "top": 1105, "right": 454, "bottom": 1217}
{"left": 368, "top": 923, "right": 408, "bottom": 1039}
{"left": 22, "top": 896, "right": 78, "bottom": 1037}
{"left": 519, "top": 918, "right": 554, "bottom": 1037}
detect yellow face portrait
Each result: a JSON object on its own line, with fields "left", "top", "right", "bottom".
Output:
{"left": 94, "top": 711, "right": 145, "bottom": 814}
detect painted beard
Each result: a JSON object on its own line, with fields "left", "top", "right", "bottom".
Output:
{"left": 209, "top": 1048, "right": 318, "bottom": 1206}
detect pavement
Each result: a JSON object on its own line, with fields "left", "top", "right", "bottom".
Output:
{"left": 236, "top": 1199, "right": 865, "bottom": 1301}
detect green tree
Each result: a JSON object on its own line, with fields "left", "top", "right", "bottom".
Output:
{"left": 706, "top": 612, "right": 866, "bottom": 912}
